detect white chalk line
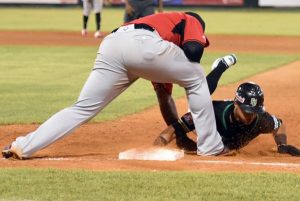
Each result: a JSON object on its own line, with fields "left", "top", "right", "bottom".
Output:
{"left": 36, "top": 157, "right": 116, "bottom": 162}
{"left": 2, "top": 157, "right": 300, "bottom": 168}
{"left": 191, "top": 160, "right": 300, "bottom": 168}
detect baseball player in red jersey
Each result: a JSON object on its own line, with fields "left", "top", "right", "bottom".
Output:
{"left": 3, "top": 12, "right": 227, "bottom": 159}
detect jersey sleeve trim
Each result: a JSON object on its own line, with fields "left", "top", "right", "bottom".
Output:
{"left": 222, "top": 103, "right": 234, "bottom": 131}
{"left": 271, "top": 115, "right": 282, "bottom": 130}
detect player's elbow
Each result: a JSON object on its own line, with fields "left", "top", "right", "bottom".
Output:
{"left": 182, "top": 41, "right": 204, "bottom": 63}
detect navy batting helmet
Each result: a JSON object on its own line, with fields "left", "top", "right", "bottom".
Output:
{"left": 234, "top": 82, "right": 264, "bottom": 114}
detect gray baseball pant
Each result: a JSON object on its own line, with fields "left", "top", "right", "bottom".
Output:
{"left": 83, "top": 0, "right": 103, "bottom": 16}
{"left": 12, "top": 26, "right": 224, "bottom": 157}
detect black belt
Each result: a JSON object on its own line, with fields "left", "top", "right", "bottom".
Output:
{"left": 111, "top": 23, "right": 155, "bottom": 33}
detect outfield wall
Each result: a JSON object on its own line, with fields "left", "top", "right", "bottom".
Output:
{"left": 0, "top": 0, "right": 77, "bottom": 4}
{"left": 110, "top": 0, "right": 244, "bottom": 6}
{"left": 259, "top": 0, "right": 300, "bottom": 7}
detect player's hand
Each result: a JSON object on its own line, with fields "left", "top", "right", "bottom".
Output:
{"left": 153, "top": 126, "right": 176, "bottom": 146}
{"left": 278, "top": 144, "right": 300, "bottom": 156}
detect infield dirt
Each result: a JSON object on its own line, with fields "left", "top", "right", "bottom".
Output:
{"left": 0, "top": 31, "right": 299, "bottom": 173}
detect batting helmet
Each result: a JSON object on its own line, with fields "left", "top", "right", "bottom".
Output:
{"left": 234, "top": 82, "right": 264, "bottom": 114}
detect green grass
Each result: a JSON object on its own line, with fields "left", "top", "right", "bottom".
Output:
{"left": 180, "top": 8, "right": 300, "bottom": 36}
{"left": 1, "top": 45, "right": 299, "bottom": 124}
{"left": 0, "top": 169, "right": 299, "bottom": 201}
{"left": 0, "top": 7, "right": 299, "bottom": 36}
{"left": 0, "top": 7, "right": 300, "bottom": 201}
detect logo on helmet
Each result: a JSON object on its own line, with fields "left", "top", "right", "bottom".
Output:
{"left": 250, "top": 98, "right": 257, "bottom": 107}
{"left": 235, "top": 93, "right": 245, "bottom": 103}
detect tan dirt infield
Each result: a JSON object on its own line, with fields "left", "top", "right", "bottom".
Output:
{"left": 1, "top": 30, "right": 300, "bottom": 54}
{"left": 0, "top": 31, "right": 299, "bottom": 173}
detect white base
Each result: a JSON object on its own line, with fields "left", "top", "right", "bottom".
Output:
{"left": 118, "top": 147, "right": 184, "bottom": 161}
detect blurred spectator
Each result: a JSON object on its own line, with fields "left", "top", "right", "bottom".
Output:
{"left": 82, "top": 0, "right": 110, "bottom": 38}
{"left": 124, "top": 0, "right": 163, "bottom": 23}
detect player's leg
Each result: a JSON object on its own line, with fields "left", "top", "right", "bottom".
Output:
{"left": 206, "top": 54, "right": 237, "bottom": 94}
{"left": 93, "top": 0, "right": 103, "bottom": 38}
{"left": 122, "top": 29, "right": 224, "bottom": 155}
{"left": 7, "top": 37, "right": 138, "bottom": 159}
{"left": 10, "top": 69, "right": 137, "bottom": 158}
{"left": 82, "top": 0, "right": 92, "bottom": 36}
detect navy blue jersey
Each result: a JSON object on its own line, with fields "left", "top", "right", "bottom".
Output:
{"left": 213, "top": 100, "right": 282, "bottom": 149}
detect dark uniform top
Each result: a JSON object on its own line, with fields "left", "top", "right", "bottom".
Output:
{"left": 213, "top": 100, "right": 282, "bottom": 150}
{"left": 181, "top": 100, "right": 283, "bottom": 150}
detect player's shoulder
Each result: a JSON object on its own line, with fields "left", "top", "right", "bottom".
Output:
{"left": 212, "top": 100, "right": 234, "bottom": 110}
{"left": 213, "top": 99, "right": 234, "bottom": 105}
{"left": 258, "top": 110, "right": 275, "bottom": 119}
{"left": 258, "top": 111, "right": 282, "bottom": 128}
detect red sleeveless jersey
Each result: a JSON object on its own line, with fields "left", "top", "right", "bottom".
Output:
{"left": 127, "top": 12, "right": 209, "bottom": 48}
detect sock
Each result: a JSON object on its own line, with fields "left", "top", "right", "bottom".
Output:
{"left": 83, "top": 15, "right": 89, "bottom": 29}
{"left": 206, "top": 61, "right": 227, "bottom": 94}
{"left": 95, "top": 12, "right": 101, "bottom": 31}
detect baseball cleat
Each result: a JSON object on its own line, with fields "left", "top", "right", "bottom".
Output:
{"left": 222, "top": 54, "right": 237, "bottom": 68}
{"left": 2, "top": 145, "right": 22, "bottom": 160}
{"left": 211, "top": 54, "right": 237, "bottom": 70}
{"left": 94, "top": 31, "right": 102, "bottom": 38}
{"left": 81, "top": 29, "right": 87, "bottom": 37}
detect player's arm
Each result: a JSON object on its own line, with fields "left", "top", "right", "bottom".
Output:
{"left": 273, "top": 123, "right": 300, "bottom": 156}
{"left": 154, "top": 84, "right": 179, "bottom": 125}
{"left": 182, "top": 13, "right": 208, "bottom": 63}
{"left": 182, "top": 42, "right": 204, "bottom": 63}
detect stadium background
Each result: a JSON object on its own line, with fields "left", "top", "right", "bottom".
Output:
{"left": 0, "top": 1, "right": 300, "bottom": 201}
{"left": 1, "top": 0, "right": 300, "bottom": 7}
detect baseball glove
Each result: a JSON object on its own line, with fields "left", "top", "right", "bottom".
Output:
{"left": 175, "top": 134, "right": 197, "bottom": 154}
